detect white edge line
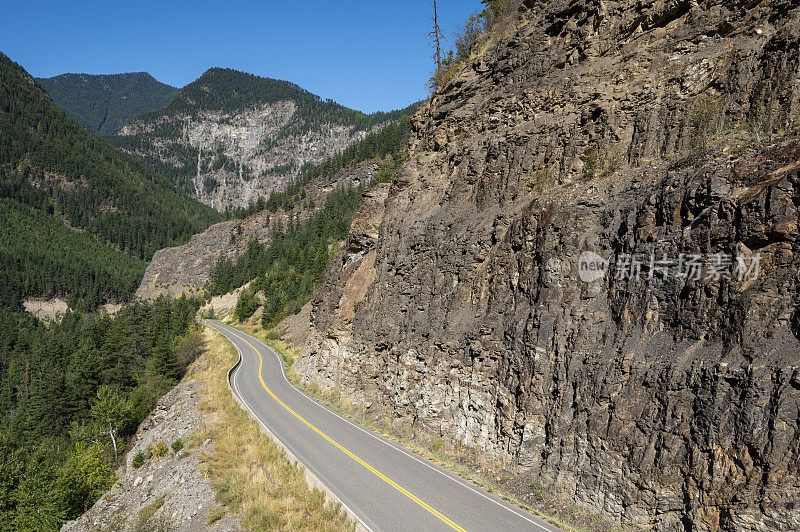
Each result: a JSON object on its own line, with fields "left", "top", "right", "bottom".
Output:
{"left": 222, "top": 325, "right": 375, "bottom": 532}
{"left": 210, "top": 322, "right": 375, "bottom": 532}
{"left": 214, "top": 322, "right": 557, "bottom": 532}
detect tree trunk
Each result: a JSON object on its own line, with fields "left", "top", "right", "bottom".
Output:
{"left": 108, "top": 426, "right": 118, "bottom": 459}
{"left": 431, "top": 0, "right": 442, "bottom": 70}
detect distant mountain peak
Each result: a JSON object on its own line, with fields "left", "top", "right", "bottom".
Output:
{"left": 155, "top": 67, "right": 322, "bottom": 117}
{"left": 112, "top": 64, "right": 420, "bottom": 212}
{"left": 36, "top": 71, "right": 179, "bottom": 134}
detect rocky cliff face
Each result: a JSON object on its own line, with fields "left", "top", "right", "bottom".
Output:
{"left": 136, "top": 161, "right": 377, "bottom": 299}
{"left": 119, "top": 103, "right": 370, "bottom": 210}
{"left": 294, "top": 1, "right": 800, "bottom": 529}
{"left": 114, "top": 68, "right": 412, "bottom": 212}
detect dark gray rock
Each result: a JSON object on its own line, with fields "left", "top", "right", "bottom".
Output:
{"left": 296, "top": 1, "right": 800, "bottom": 529}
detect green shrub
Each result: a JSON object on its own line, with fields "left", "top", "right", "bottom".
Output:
{"left": 234, "top": 287, "right": 260, "bottom": 322}
{"left": 132, "top": 451, "right": 145, "bottom": 468}
{"left": 580, "top": 148, "right": 598, "bottom": 180}
{"left": 529, "top": 481, "right": 547, "bottom": 502}
{"left": 171, "top": 439, "right": 184, "bottom": 453}
{"left": 173, "top": 333, "right": 204, "bottom": 374}
{"left": 151, "top": 440, "right": 169, "bottom": 460}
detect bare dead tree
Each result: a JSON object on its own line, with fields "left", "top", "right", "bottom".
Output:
{"left": 429, "top": 0, "right": 443, "bottom": 71}
{"left": 106, "top": 423, "right": 119, "bottom": 459}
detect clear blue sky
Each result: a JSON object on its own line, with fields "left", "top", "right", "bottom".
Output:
{"left": 1, "top": 0, "right": 483, "bottom": 113}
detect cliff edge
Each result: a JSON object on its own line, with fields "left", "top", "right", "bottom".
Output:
{"left": 295, "top": 1, "right": 800, "bottom": 529}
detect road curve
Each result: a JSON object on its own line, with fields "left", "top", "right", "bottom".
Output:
{"left": 206, "top": 320, "right": 562, "bottom": 532}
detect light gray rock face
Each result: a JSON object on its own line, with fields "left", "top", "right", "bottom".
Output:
{"left": 295, "top": 1, "right": 800, "bottom": 529}
{"left": 119, "top": 101, "right": 374, "bottom": 211}
{"left": 135, "top": 212, "right": 272, "bottom": 300}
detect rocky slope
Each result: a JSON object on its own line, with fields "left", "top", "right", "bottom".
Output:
{"left": 61, "top": 371, "right": 238, "bottom": 531}
{"left": 114, "top": 68, "right": 413, "bottom": 210}
{"left": 136, "top": 161, "right": 378, "bottom": 299}
{"left": 293, "top": 1, "right": 800, "bottom": 529}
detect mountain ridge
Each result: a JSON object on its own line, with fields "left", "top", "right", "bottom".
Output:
{"left": 37, "top": 71, "right": 178, "bottom": 134}
{"left": 0, "top": 52, "right": 222, "bottom": 307}
{"left": 111, "top": 66, "right": 419, "bottom": 210}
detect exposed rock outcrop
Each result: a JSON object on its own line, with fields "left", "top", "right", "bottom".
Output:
{"left": 61, "top": 375, "right": 237, "bottom": 531}
{"left": 136, "top": 162, "right": 377, "bottom": 299}
{"left": 295, "top": 1, "right": 800, "bottom": 529}
{"left": 119, "top": 102, "right": 371, "bottom": 210}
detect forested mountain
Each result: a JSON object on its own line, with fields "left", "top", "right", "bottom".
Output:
{"left": 0, "top": 54, "right": 220, "bottom": 529}
{"left": 0, "top": 49, "right": 418, "bottom": 532}
{"left": 110, "top": 67, "right": 419, "bottom": 210}
{"left": 0, "top": 35, "right": 417, "bottom": 532}
{"left": 136, "top": 109, "right": 415, "bottom": 301}
{"left": 0, "top": 53, "right": 222, "bottom": 269}
{"left": 36, "top": 72, "right": 178, "bottom": 135}
{"left": 0, "top": 199, "right": 146, "bottom": 310}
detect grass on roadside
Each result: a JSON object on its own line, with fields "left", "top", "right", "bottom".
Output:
{"left": 224, "top": 321, "right": 591, "bottom": 531}
{"left": 189, "top": 327, "right": 353, "bottom": 531}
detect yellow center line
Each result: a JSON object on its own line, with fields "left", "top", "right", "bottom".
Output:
{"left": 212, "top": 323, "right": 468, "bottom": 532}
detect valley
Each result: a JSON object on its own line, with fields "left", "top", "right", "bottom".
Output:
{"left": 2, "top": 0, "right": 800, "bottom": 530}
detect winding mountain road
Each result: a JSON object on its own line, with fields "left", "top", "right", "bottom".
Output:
{"left": 206, "top": 321, "right": 562, "bottom": 532}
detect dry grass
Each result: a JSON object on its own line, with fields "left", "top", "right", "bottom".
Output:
{"left": 225, "top": 322, "right": 587, "bottom": 531}
{"left": 190, "top": 328, "right": 353, "bottom": 531}
{"left": 133, "top": 496, "right": 171, "bottom": 532}
{"left": 225, "top": 321, "right": 623, "bottom": 530}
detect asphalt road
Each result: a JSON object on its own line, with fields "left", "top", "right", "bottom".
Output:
{"left": 206, "top": 321, "right": 562, "bottom": 532}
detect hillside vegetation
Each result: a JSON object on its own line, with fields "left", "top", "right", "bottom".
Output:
{"left": 36, "top": 72, "right": 178, "bottom": 135}
{"left": 0, "top": 297, "right": 203, "bottom": 530}
{"left": 0, "top": 58, "right": 220, "bottom": 531}
{"left": 212, "top": 154, "right": 399, "bottom": 327}
{"left": 0, "top": 53, "right": 222, "bottom": 265}
{"left": 0, "top": 199, "right": 146, "bottom": 310}
{"left": 429, "top": 0, "right": 524, "bottom": 91}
